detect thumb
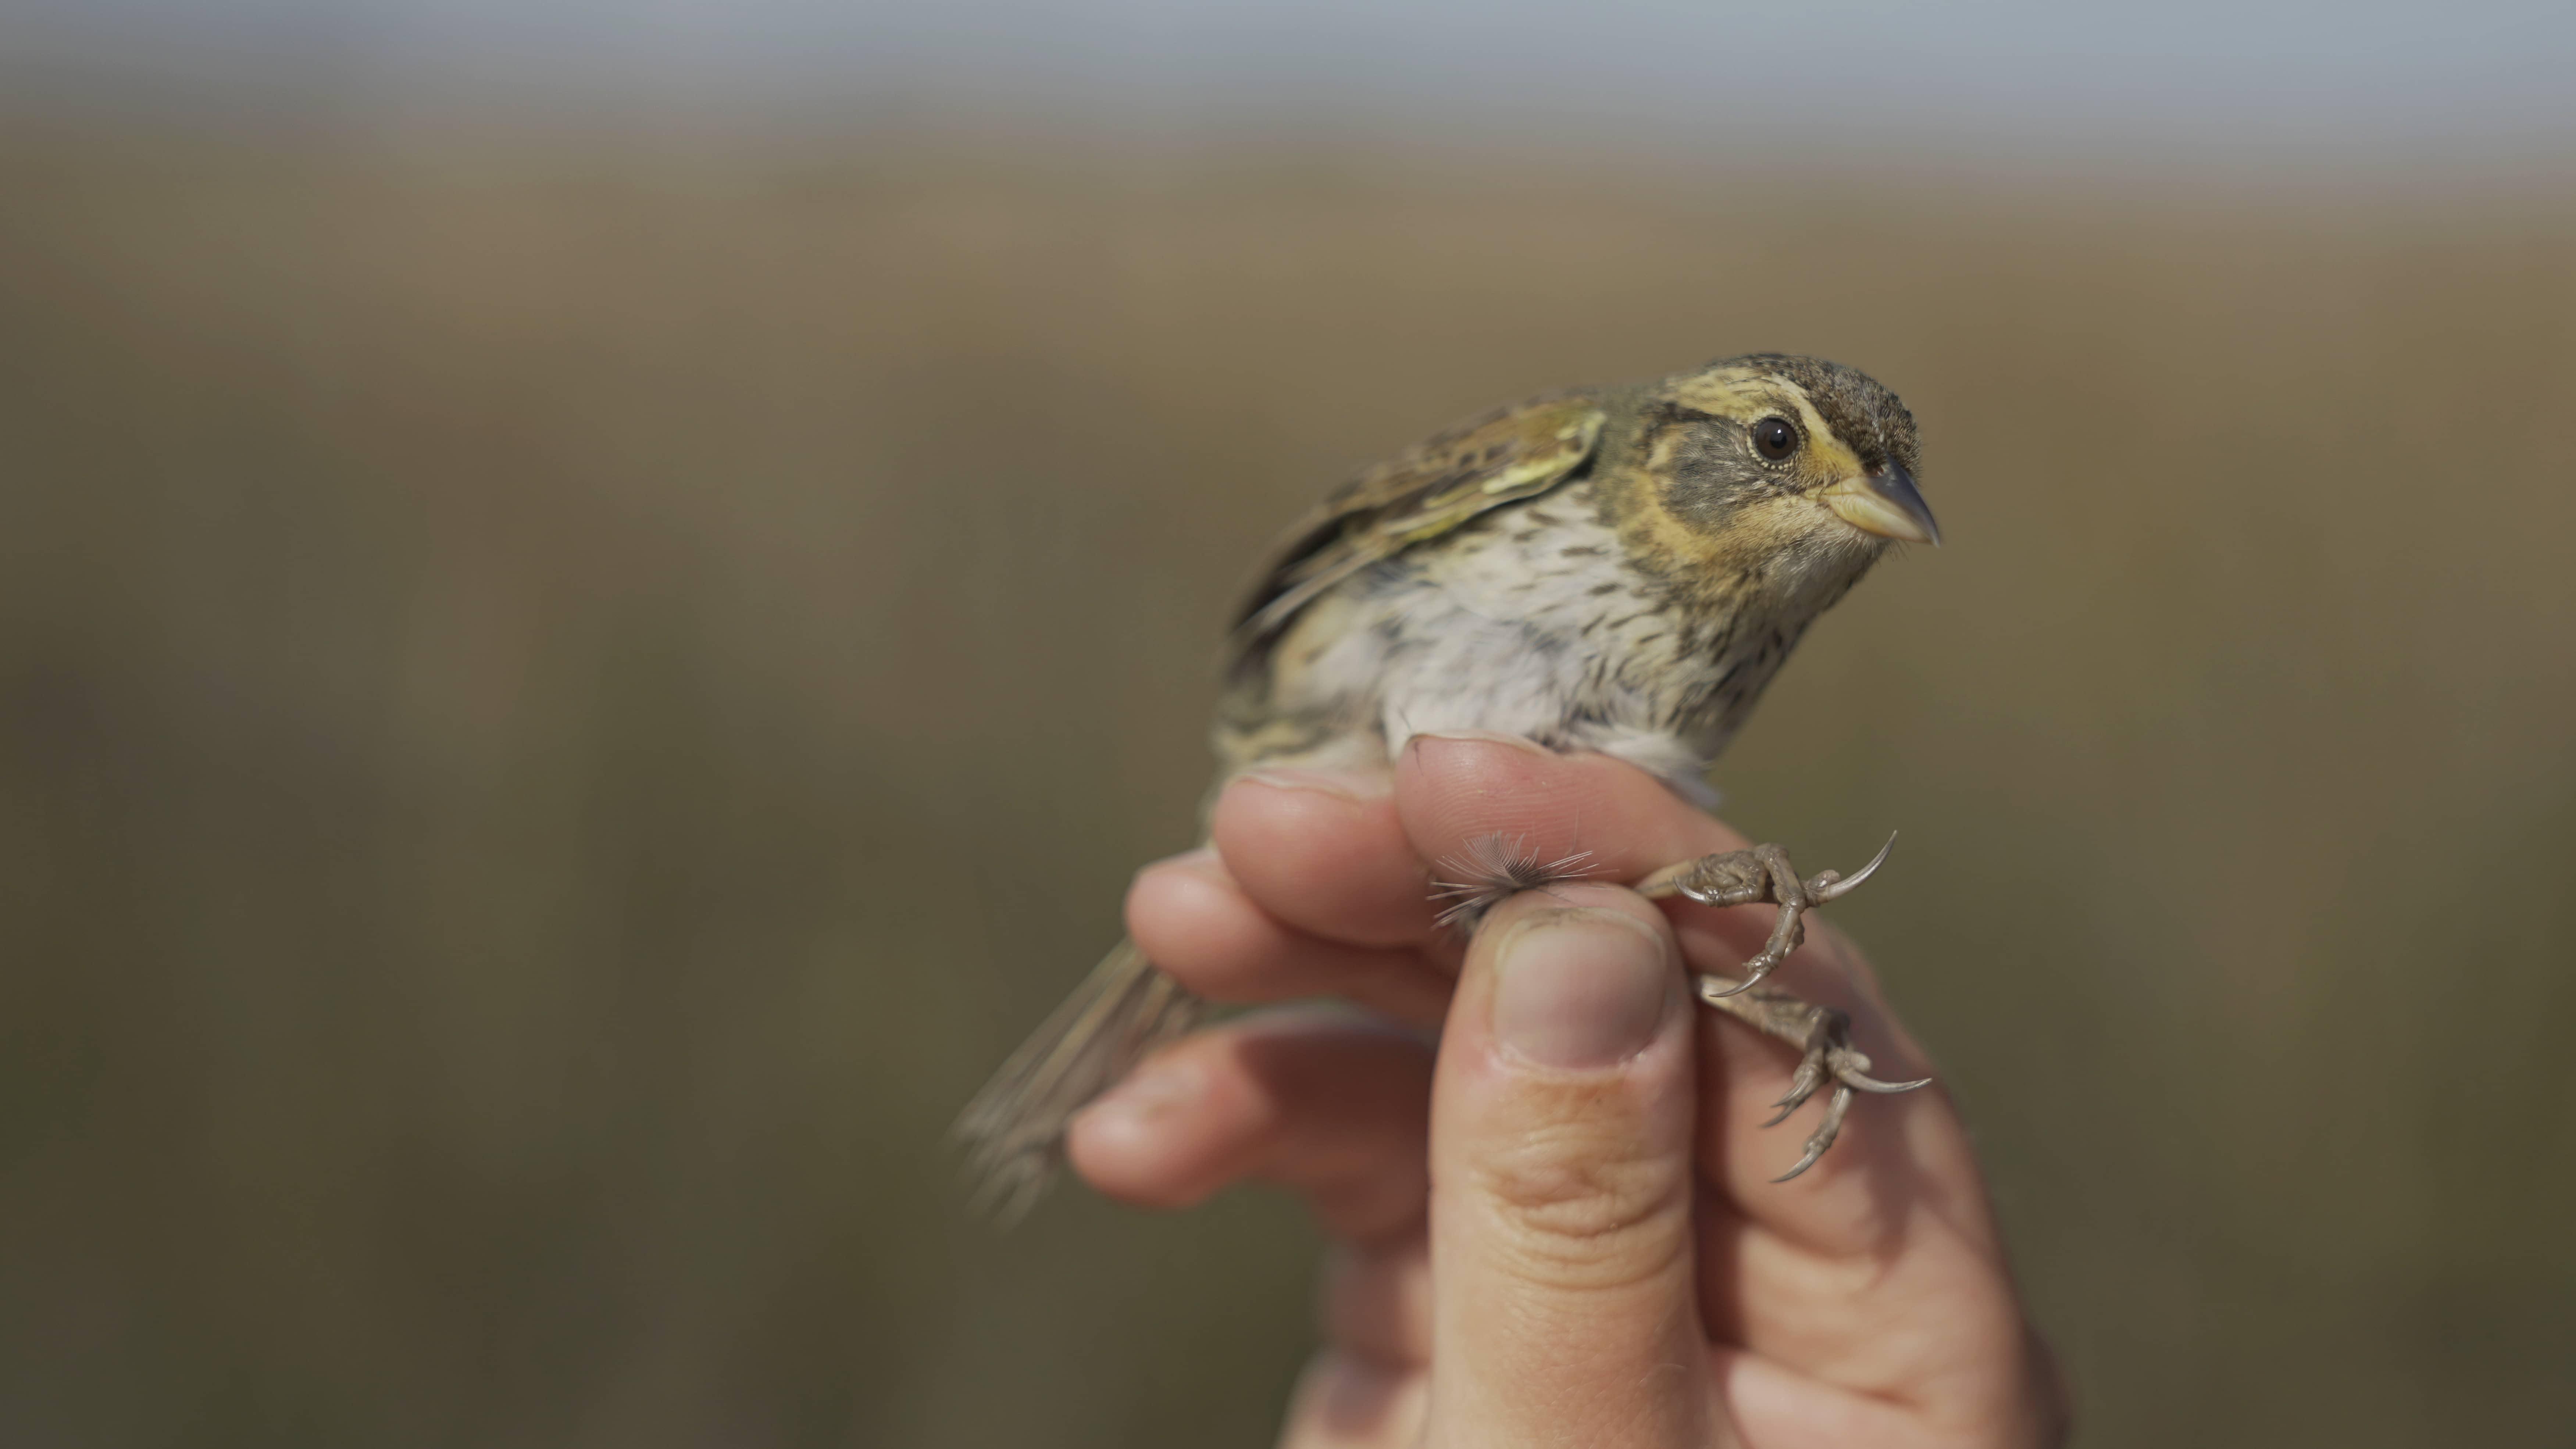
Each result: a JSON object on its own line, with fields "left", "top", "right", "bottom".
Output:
{"left": 1425, "top": 884, "right": 1710, "bottom": 1449}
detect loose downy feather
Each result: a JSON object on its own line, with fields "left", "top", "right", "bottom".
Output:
{"left": 1429, "top": 832, "right": 1598, "bottom": 932}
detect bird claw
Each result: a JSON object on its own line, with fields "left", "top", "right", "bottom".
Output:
{"left": 1771, "top": 1086, "right": 1854, "bottom": 1183}
{"left": 1808, "top": 832, "right": 1896, "bottom": 902}
{"left": 1644, "top": 834, "right": 1898, "bottom": 997}
{"left": 1838, "top": 1060, "right": 1933, "bottom": 1096}
{"left": 1693, "top": 983, "right": 1934, "bottom": 1181}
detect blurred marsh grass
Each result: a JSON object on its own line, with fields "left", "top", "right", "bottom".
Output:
{"left": 0, "top": 124, "right": 2571, "bottom": 1445}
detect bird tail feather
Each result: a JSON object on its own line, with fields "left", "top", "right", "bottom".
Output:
{"left": 954, "top": 938, "right": 1209, "bottom": 1223}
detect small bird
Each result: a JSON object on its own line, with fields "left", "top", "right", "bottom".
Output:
{"left": 958, "top": 353, "right": 1942, "bottom": 1219}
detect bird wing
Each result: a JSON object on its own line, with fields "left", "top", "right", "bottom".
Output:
{"left": 1228, "top": 390, "right": 1608, "bottom": 667}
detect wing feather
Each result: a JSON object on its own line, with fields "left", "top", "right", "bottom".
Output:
{"left": 1228, "top": 391, "right": 1607, "bottom": 668}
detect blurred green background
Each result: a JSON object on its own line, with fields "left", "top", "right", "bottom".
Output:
{"left": 4, "top": 18, "right": 2576, "bottom": 1445}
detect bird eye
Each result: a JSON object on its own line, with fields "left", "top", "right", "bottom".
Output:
{"left": 1751, "top": 416, "right": 1800, "bottom": 462}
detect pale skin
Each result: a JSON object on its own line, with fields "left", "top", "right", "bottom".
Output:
{"left": 1066, "top": 733, "right": 2070, "bottom": 1448}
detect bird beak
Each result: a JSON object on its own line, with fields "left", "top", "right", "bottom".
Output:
{"left": 1821, "top": 463, "right": 1941, "bottom": 546}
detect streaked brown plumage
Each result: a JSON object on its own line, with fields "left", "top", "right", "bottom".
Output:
{"left": 959, "top": 353, "right": 1941, "bottom": 1218}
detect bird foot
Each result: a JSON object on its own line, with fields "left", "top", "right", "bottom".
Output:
{"left": 1639, "top": 834, "right": 1926, "bottom": 1178}
{"left": 1690, "top": 983, "right": 1931, "bottom": 1179}
{"left": 1427, "top": 831, "right": 1927, "bottom": 1181}
{"left": 1634, "top": 834, "right": 1895, "bottom": 995}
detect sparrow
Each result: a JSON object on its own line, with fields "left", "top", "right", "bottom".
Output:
{"left": 958, "top": 353, "right": 1943, "bottom": 1220}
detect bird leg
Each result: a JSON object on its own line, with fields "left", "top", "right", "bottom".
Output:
{"left": 1633, "top": 835, "right": 1896, "bottom": 996}
{"left": 1636, "top": 835, "right": 1928, "bottom": 1179}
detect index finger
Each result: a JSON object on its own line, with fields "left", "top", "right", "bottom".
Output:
{"left": 1394, "top": 731, "right": 1752, "bottom": 882}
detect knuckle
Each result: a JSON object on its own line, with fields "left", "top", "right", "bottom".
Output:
{"left": 1463, "top": 1118, "right": 1690, "bottom": 1289}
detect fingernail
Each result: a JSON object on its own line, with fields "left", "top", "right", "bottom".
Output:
{"left": 1403, "top": 729, "right": 1553, "bottom": 758}
{"left": 1091, "top": 1061, "right": 1203, "bottom": 1125}
{"left": 1138, "top": 847, "right": 1225, "bottom": 884}
{"left": 1491, "top": 909, "right": 1672, "bottom": 1070}
{"left": 1238, "top": 767, "right": 1392, "bottom": 800}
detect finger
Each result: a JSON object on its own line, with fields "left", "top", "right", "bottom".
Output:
{"left": 1704, "top": 1347, "right": 1930, "bottom": 1449}
{"left": 1280, "top": 1348, "right": 1430, "bottom": 1449}
{"left": 1396, "top": 738, "right": 1909, "bottom": 968}
{"left": 1207, "top": 768, "right": 1442, "bottom": 947}
{"left": 1426, "top": 884, "right": 1713, "bottom": 1448}
{"left": 1319, "top": 1236, "right": 1433, "bottom": 1370}
{"left": 1686, "top": 922, "right": 2041, "bottom": 1423}
{"left": 1125, "top": 850, "right": 1453, "bottom": 1029}
{"left": 1395, "top": 732, "right": 1751, "bottom": 884}
{"left": 1701, "top": 1231, "right": 2062, "bottom": 1444}
{"left": 1064, "top": 1008, "right": 1433, "bottom": 1243}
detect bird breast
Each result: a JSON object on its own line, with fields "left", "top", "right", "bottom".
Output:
{"left": 1264, "top": 485, "right": 1773, "bottom": 797}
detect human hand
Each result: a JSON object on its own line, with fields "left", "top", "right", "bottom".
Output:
{"left": 1067, "top": 732, "right": 2068, "bottom": 1448}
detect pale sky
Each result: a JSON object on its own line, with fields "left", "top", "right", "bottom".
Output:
{"left": 8, "top": 0, "right": 2573, "bottom": 160}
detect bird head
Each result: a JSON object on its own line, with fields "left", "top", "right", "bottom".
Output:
{"left": 1615, "top": 354, "right": 1938, "bottom": 608}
